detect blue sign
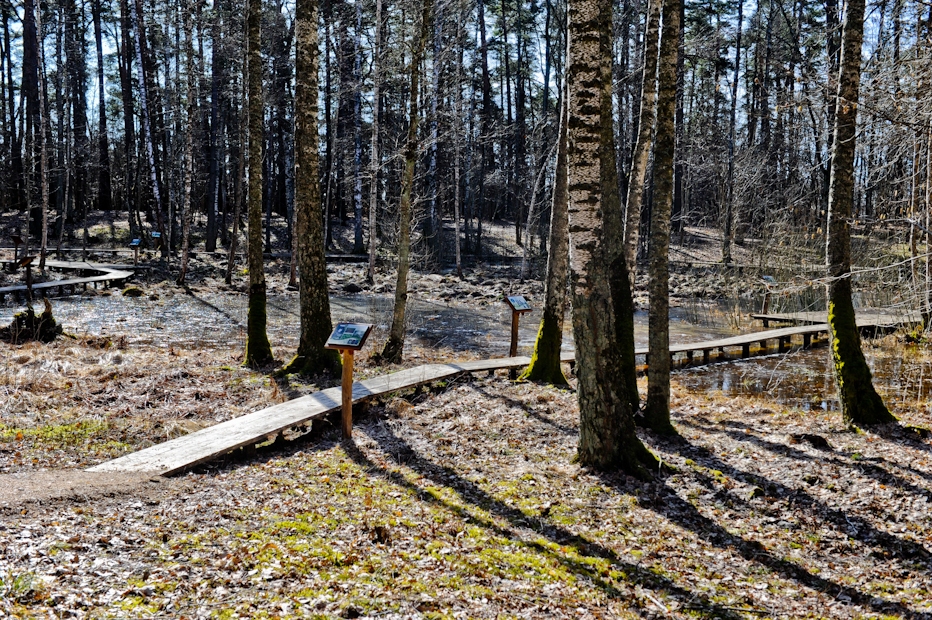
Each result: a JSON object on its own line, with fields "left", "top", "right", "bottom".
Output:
{"left": 129, "top": 239, "right": 141, "bottom": 247}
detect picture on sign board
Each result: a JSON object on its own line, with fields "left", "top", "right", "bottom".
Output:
{"left": 506, "top": 295, "right": 531, "bottom": 312}
{"left": 326, "top": 322, "right": 373, "bottom": 350}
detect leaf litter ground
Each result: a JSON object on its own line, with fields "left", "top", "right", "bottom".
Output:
{"left": 2, "top": 343, "right": 932, "bottom": 618}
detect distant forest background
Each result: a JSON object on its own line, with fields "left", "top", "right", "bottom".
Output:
{"left": 0, "top": 0, "right": 930, "bottom": 271}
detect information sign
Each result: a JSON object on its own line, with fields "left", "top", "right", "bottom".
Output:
{"left": 325, "top": 322, "right": 373, "bottom": 351}
{"left": 129, "top": 239, "right": 142, "bottom": 247}
{"left": 505, "top": 295, "right": 532, "bottom": 313}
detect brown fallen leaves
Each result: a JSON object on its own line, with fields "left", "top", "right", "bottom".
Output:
{"left": 1, "top": 352, "right": 932, "bottom": 618}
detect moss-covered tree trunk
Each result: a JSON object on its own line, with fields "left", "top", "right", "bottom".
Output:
{"left": 243, "top": 0, "right": 273, "bottom": 367}
{"left": 381, "top": 0, "right": 431, "bottom": 364}
{"left": 642, "top": 0, "right": 680, "bottom": 434}
{"left": 284, "top": 0, "right": 341, "bottom": 376}
{"left": 825, "top": 0, "right": 894, "bottom": 426}
{"left": 567, "top": 0, "right": 657, "bottom": 476}
{"left": 622, "top": 0, "right": 659, "bottom": 283}
{"left": 521, "top": 92, "right": 569, "bottom": 385}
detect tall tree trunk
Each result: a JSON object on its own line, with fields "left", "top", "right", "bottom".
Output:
{"left": 131, "top": 0, "right": 167, "bottom": 252}
{"left": 452, "top": 1, "right": 463, "bottom": 279}
{"left": 205, "top": 0, "right": 225, "bottom": 252}
{"left": 381, "top": 0, "right": 432, "bottom": 364}
{"left": 623, "top": 0, "right": 660, "bottom": 283}
{"left": 64, "top": 0, "right": 89, "bottom": 221}
{"left": 825, "top": 0, "right": 893, "bottom": 426}
{"left": 284, "top": 0, "right": 342, "bottom": 376}
{"left": 243, "top": 0, "right": 274, "bottom": 366}
{"left": 642, "top": 0, "right": 680, "bottom": 434}
{"left": 722, "top": 0, "right": 742, "bottom": 264}
{"left": 117, "top": 0, "right": 139, "bottom": 236}
{"left": 567, "top": 0, "right": 656, "bottom": 475}
{"left": 92, "top": 0, "right": 113, "bottom": 213}
{"left": 36, "top": 0, "right": 48, "bottom": 270}
{"left": 521, "top": 88, "right": 568, "bottom": 385}
{"left": 177, "top": 0, "right": 197, "bottom": 285}
{"left": 366, "top": 0, "right": 383, "bottom": 283}
{"left": 352, "top": 0, "right": 364, "bottom": 254}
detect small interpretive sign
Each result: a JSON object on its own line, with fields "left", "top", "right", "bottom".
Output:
{"left": 505, "top": 295, "right": 532, "bottom": 313}
{"left": 325, "top": 322, "right": 373, "bottom": 351}
{"left": 129, "top": 239, "right": 142, "bottom": 247}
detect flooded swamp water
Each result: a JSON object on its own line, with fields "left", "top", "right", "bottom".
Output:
{"left": 2, "top": 288, "right": 930, "bottom": 418}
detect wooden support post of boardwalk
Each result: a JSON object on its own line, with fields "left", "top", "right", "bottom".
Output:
{"left": 88, "top": 309, "right": 919, "bottom": 477}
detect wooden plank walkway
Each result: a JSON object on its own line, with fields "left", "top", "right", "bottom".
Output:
{"left": 88, "top": 309, "right": 919, "bottom": 476}
{"left": 751, "top": 309, "right": 922, "bottom": 328}
{"left": 0, "top": 260, "right": 134, "bottom": 302}
{"left": 88, "top": 356, "right": 554, "bottom": 475}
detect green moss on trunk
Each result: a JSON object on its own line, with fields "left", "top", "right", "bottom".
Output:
{"left": 244, "top": 283, "right": 274, "bottom": 367}
{"left": 520, "top": 313, "right": 567, "bottom": 385}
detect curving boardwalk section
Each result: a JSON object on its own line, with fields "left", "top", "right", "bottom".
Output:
{"left": 89, "top": 308, "right": 922, "bottom": 477}
{"left": 0, "top": 260, "right": 134, "bottom": 302}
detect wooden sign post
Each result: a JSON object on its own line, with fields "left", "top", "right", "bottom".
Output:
{"left": 10, "top": 235, "right": 23, "bottom": 263}
{"left": 129, "top": 239, "right": 142, "bottom": 265}
{"left": 325, "top": 322, "right": 374, "bottom": 439}
{"left": 17, "top": 256, "right": 36, "bottom": 303}
{"left": 504, "top": 295, "right": 532, "bottom": 379}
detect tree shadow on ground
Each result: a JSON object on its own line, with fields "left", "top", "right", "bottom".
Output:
{"left": 625, "top": 433, "right": 932, "bottom": 619}
{"left": 683, "top": 417, "right": 932, "bottom": 505}
{"left": 469, "top": 381, "right": 579, "bottom": 436}
{"left": 344, "top": 422, "right": 749, "bottom": 618}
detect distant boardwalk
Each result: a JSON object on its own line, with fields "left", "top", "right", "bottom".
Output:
{"left": 0, "top": 260, "right": 134, "bottom": 302}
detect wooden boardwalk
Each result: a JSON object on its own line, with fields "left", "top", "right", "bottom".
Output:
{"left": 88, "top": 308, "right": 920, "bottom": 476}
{"left": 751, "top": 309, "right": 921, "bottom": 328}
{"left": 0, "top": 260, "right": 134, "bottom": 302}
{"left": 88, "top": 356, "right": 556, "bottom": 476}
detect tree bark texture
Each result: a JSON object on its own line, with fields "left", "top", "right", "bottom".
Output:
{"left": 643, "top": 0, "right": 680, "bottom": 434}
{"left": 567, "top": 0, "right": 656, "bottom": 475}
{"left": 284, "top": 0, "right": 341, "bottom": 376}
{"left": 521, "top": 92, "right": 569, "bottom": 386}
{"left": 825, "top": 0, "right": 893, "bottom": 426}
{"left": 623, "top": 0, "right": 659, "bottom": 283}
{"left": 243, "top": 0, "right": 273, "bottom": 366}
{"left": 381, "top": 0, "right": 431, "bottom": 364}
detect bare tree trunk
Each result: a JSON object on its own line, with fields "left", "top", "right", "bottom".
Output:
{"left": 176, "top": 0, "right": 197, "bottom": 285}
{"left": 825, "top": 0, "right": 893, "bottom": 426}
{"left": 623, "top": 0, "right": 660, "bottom": 282}
{"left": 366, "top": 0, "right": 383, "bottom": 283}
{"left": 243, "top": 0, "right": 273, "bottom": 366}
{"left": 521, "top": 89, "right": 568, "bottom": 385}
{"left": 352, "top": 0, "right": 364, "bottom": 254}
{"left": 381, "top": 0, "right": 432, "bottom": 364}
{"left": 131, "top": 0, "right": 166, "bottom": 253}
{"left": 642, "top": 0, "right": 680, "bottom": 434}
{"left": 92, "top": 0, "right": 112, "bottom": 213}
{"left": 452, "top": 1, "right": 464, "bottom": 279}
{"left": 283, "top": 0, "right": 342, "bottom": 376}
{"left": 567, "top": 0, "right": 656, "bottom": 475}
{"left": 36, "top": 0, "right": 48, "bottom": 271}
{"left": 722, "top": 0, "right": 743, "bottom": 265}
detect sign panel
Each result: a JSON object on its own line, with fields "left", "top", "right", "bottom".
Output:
{"left": 505, "top": 295, "right": 532, "bottom": 312}
{"left": 325, "top": 322, "right": 373, "bottom": 351}
{"left": 129, "top": 239, "right": 142, "bottom": 247}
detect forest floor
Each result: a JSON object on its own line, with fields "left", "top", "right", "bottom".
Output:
{"left": 2, "top": 213, "right": 930, "bottom": 618}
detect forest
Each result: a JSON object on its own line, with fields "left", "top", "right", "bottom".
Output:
{"left": 2, "top": 0, "right": 932, "bottom": 615}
